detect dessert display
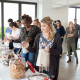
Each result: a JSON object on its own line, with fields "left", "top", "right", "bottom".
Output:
{"left": 0, "top": 44, "right": 9, "bottom": 58}
{"left": 10, "top": 58, "right": 26, "bottom": 79}
{"left": 2, "top": 50, "right": 15, "bottom": 66}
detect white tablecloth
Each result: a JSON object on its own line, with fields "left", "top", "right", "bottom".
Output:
{"left": 0, "top": 62, "right": 33, "bottom": 80}
{"left": 0, "top": 59, "right": 48, "bottom": 80}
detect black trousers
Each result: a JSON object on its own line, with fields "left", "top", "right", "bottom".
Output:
{"left": 60, "top": 38, "right": 63, "bottom": 55}
{"left": 75, "top": 37, "right": 78, "bottom": 49}
{"left": 9, "top": 42, "right": 13, "bottom": 49}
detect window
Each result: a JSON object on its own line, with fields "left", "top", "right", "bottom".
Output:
{"left": 77, "top": 8, "right": 80, "bottom": 24}
{"left": 0, "top": 1, "right": 37, "bottom": 39}
{"left": 0, "top": 2, "right": 1, "bottom": 39}
{"left": 68, "top": 7, "right": 80, "bottom": 25}
{"left": 21, "top": 4, "right": 35, "bottom": 21}
{"left": 4, "top": 2, "right": 19, "bottom": 35}
{"left": 68, "top": 8, "right": 75, "bottom": 23}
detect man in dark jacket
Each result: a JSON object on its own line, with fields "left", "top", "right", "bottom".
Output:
{"left": 74, "top": 19, "right": 80, "bottom": 49}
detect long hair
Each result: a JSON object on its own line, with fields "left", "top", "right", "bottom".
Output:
{"left": 9, "top": 22, "right": 18, "bottom": 28}
{"left": 55, "top": 20, "right": 63, "bottom": 28}
{"left": 41, "top": 16, "right": 56, "bottom": 41}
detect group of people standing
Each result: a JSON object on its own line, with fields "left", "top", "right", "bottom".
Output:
{"left": 66, "top": 19, "right": 80, "bottom": 64}
{"left": 3, "top": 13, "right": 80, "bottom": 80}
{"left": 54, "top": 19, "right": 80, "bottom": 64}
{"left": 3, "top": 14, "right": 62, "bottom": 80}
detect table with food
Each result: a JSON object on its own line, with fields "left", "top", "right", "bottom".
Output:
{"left": 0, "top": 43, "right": 52, "bottom": 80}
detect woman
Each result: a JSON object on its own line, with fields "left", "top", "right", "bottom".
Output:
{"left": 7, "top": 22, "right": 21, "bottom": 52}
{"left": 33, "top": 18, "right": 41, "bottom": 28}
{"left": 13, "top": 14, "right": 41, "bottom": 65}
{"left": 9, "top": 22, "right": 20, "bottom": 40}
{"left": 22, "top": 17, "right": 61, "bottom": 80}
{"left": 55, "top": 20, "right": 65, "bottom": 57}
{"left": 66, "top": 22, "right": 78, "bottom": 64}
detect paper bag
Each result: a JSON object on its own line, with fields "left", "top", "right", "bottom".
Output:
{"left": 36, "top": 49, "right": 50, "bottom": 67}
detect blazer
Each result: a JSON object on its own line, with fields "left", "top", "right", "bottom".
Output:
{"left": 59, "top": 26, "right": 66, "bottom": 37}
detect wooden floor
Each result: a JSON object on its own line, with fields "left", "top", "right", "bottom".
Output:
{"left": 58, "top": 50, "right": 80, "bottom": 80}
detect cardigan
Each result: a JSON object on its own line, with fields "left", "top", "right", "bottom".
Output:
{"left": 57, "top": 26, "right": 65, "bottom": 37}
{"left": 27, "top": 33, "right": 61, "bottom": 77}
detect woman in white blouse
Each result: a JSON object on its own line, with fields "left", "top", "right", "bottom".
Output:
{"left": 8, "top": 22, "right": 21, "bottom": 53}
{"left": 9, "top": 22, "right": 20, "bottom": 40}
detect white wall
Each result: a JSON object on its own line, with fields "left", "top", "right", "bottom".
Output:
{"left": 37, "top": 3, "right": 43, "bottom": 21}
{"left": 38, "top": 2, "right": 68, "bottom": 28}
{"left": 51, "top": 7, "right": 68, "bottom": 28}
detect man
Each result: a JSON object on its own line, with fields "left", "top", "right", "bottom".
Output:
{"left": 74, "top": 19, "right": 80, "bottom": 49}
{"left": 5, "top": 18, "right": 13, "bottom": 39}
{"left": 4, "top": 18, "right": 13, "bottom": 49}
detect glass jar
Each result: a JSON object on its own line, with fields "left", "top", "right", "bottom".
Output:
{"left": 2, "top": 50, "right": 15, "bottom": 66}
{"left": 10, "top": 58, "right": 26, "bottom": 79}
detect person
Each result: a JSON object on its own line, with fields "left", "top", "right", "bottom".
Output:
{"left": 8, "top": 22, "right": 21, "bottom": 52}
{"left": 22, "top": 16, "right": 61, "bottom": 80}
{"left": 4, "top": 18, "right": 13, "bottom": 39}
{"left": 53, "top": 20, "right": 56, "bottom": 27}
{"left": 16, "top": 20, "right": 22, "bottom": 29}
{"left": 13, "top": 14, "right": 41, "bottom": 65}
{"left": 66, "top": 22, "right": 78, "bottom": 64}
{"left": 9, "top": 22, "right": 20, "bottom": 40}
{"left": 74, "top": 19, "right": 80, "bottom": 49}
{"left": 55, "top": 20, "right": 65, "bottom": 57}
{"left": 33, "top": 18, "right": 41, "bottom": 28}
{"left": 70, "top": 19, "right": 80, "bottom": 55}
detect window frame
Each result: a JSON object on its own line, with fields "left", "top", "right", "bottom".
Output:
{"left": 69, "top": 6, "right": 80, "bottom": 19}
{"left": 0, "top": 1, "right": 37, "bottom": 40}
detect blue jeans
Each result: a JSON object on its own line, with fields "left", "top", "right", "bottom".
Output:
{"left": 21, "top": 51, "right": 35, "bottom": 65}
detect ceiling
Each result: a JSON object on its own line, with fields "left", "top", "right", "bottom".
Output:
{"left": 39, "top": 0, "right": 80, "bottom": 8}
{"left": 7, "top": 0, "right": 80, "bottom": 8}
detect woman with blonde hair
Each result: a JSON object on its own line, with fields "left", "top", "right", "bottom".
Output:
{"left": 22, "top": 16, "right": 61, "bottom": 80}
{"left": 66, "top": 21, "right": 78, "bottom": 64}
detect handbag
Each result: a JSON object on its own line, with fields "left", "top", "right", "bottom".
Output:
{"left": 36, "top": 49, "right": 50, "bottom": 67}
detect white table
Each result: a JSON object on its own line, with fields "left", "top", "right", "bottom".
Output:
{"left": 0, "top": 59, "right": 49, "bottom": 80}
